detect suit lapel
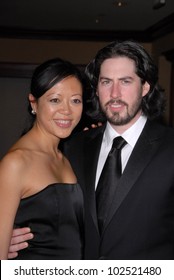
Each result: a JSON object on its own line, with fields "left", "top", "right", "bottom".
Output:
{"left": 103, "top": 120, "right": 166, "bottom": 232}
{"left": 84, "top": 126, "right": 105, "bottom": 230}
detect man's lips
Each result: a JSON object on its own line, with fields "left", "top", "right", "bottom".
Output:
{"left": 110, "top": 103, "right": 123, "bottom": 108}
{"left": 106, "top": 100, "right": 127, "bottom": 111}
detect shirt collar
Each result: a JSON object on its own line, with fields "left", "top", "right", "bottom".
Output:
{"left": 104, "top": 115, "right": 147, "bottom": 148}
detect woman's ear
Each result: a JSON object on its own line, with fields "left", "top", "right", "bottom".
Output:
{"left": 142, "top": 82, "right": 150, "bottom": 97}
{"left": 28, "top": 93, "right": 37, "bottom": 114}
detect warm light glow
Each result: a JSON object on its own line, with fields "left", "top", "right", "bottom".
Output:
{"left": 113, "top": 1, "right": 127, "bottom": 8}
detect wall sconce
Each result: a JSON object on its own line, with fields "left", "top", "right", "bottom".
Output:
{"left": 153, "top": 0, "right": 166, "bottom": 10}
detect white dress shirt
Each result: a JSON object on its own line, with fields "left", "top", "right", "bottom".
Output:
{"left": 95, "top": 115, "right": 147, "bottom": 188}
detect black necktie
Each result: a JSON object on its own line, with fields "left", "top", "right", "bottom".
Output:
{"left": 96, "top": 136, "right": 127, "bottom": 233}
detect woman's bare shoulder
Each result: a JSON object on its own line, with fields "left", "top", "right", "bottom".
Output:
{"left": 0, "top": 148, "right": 29, "bottom": 174}
{"left": 0, "top": 133, "right": 35, "bottom": 173}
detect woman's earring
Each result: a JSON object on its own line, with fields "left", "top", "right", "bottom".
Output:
{"left": 31, "top": 109, "right": 36, "bottom": 115}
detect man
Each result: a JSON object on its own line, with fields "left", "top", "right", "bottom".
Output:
{"left": 8, "top": 40, "right": 174, "bottom": 259}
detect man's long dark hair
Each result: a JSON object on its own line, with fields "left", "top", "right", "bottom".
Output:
{"left": 85, "top": 40, "right": 166, "bottom": 122}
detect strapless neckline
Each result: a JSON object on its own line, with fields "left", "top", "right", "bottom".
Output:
{"left": 22, "top": 182, "right": 80, "bottom": 200}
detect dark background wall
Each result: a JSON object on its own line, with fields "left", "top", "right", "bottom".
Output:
{"left": 0, "top": 77, "right": 30, "bottom": 158}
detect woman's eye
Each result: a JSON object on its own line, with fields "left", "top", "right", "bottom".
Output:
{"left": 50, "top": 98, "right": 60, "bottom": 103}
{"left": 72, "top": 99, "right": 82, "bottom": 104}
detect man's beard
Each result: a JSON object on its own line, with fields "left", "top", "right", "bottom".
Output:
{"left": 101, "top": 98, "right": 142, "bottom": 126}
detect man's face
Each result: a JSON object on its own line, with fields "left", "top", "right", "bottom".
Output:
{"left": 97, "top": 56, "right": 150, "bottom": 132}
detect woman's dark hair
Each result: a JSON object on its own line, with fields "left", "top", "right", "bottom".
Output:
{"left": 23, "top": 58, "right": 84, "bottom": 134}
{"left": 85, "top": 40, "right": 166, "bottom": 122}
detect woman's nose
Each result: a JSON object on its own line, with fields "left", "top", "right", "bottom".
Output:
{"left": 60, "top": 102, "right": 71, "bottom": 115}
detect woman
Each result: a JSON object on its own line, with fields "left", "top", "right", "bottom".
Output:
{"left": 0, "top": 58, "right": 84, "bottom": 260}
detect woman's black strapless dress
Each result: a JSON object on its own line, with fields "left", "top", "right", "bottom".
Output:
{"left": 14, "top": 183, "right": 84, "bottom": 260}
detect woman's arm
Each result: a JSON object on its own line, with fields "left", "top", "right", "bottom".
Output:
{"left": 0, "top": 153, "right": 23, "bottom": 259}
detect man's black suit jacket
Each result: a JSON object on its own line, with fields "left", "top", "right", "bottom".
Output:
{"left": 63, "top": 120, "right": 174, "bottom": 259}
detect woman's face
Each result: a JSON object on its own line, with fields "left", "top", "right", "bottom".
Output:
{"left": 29, "top": 76, "right": 83, "bottom": 139}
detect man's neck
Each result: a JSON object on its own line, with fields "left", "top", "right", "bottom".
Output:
{"left": 109, "top": 113, "right": 144, "bottom": 134}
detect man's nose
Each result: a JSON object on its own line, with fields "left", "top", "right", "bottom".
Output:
{"left": 110, "top": 83, "right": 121, "bottom": 98}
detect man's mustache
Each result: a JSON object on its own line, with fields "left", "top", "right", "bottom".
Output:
{"left": 105, "top": 99, "right": 128, "bottom": 107}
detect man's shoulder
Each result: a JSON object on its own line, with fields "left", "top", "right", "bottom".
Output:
{"left": 146, "top": 120, "right": 174, "bottom": 144}
{"left": 146, "top": 119, "right": 174, "bottom": 133}
{"left": 68, "top": 125, "right": 105, "bottom": 143}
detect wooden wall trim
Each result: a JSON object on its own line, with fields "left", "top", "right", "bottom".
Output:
{"left": 0, "top": 62, "right": 86, "bottom": 78}
{"left": 0, "top": 62, "right": 37, "bottom": 78}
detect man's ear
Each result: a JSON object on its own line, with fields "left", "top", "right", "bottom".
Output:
{"left": 142, "top": 82, "right": 150, "bottom": 97}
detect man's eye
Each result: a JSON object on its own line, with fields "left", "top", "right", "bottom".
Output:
{"left": 121, "top": 79, "right": 131, "bottom": 84}
{"left": 101, "top": 80, "right": 110, "bottom": 85}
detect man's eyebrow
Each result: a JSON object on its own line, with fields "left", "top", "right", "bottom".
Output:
{"left": 99, "top": 76, "right": 133, "bottom": 81}
{"left": 99, "top": 76, "right": 112, "bottom": 80}
{"left": 118, "top": 76, "right": 133, "bottom": 80}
